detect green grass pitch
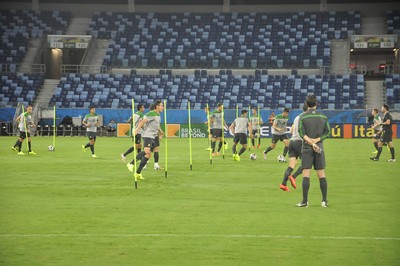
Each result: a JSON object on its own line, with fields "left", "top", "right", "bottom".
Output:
{"left": 1, "top": 136, "right": 399, "bottom": 265}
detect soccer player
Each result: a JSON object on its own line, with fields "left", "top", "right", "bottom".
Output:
{"left": 370, "top": 108, "right": 382, "bottom": 154}
{"left": 230, "top": 109, "right": 252, "bottom": 161}
{"left": 11, "top": 105, "right": 36, "bottom": 155}
{"left": 127, "top": 100, "right": 164, "bottom": 180}
{"left": 209, "top": 103, "right": 229, "bottom": 156}
{"left": 280, "top": 103, "right": 308, "bottom": 192}
{"left": 121, "top": 104, "right": 145, "bottom": 163}
{"left": 81, "top": 106, "right": 99, "bottom": 158}
{"left": 370, "top": 104, "right": 396, "bottom": 162}
{"left": 296, "top": 94, "right": 330, "bottom": 207}
{"left": 250, "top": 107, "right": 263, "bottom": 149}
{"left": 263, "top": 108, "right": 290, "bottom": 161}
{"left": 204, "top": 106, "right": 212, "bottom": 151}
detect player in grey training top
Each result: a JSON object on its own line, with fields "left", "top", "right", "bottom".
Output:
{"left": 12, "top": 105, "right": 36, "bottom": 155}
{"left": 250, "top": 107, "right": 263, "bottom": 149}
{"left": 81, "top": 106, "right": 99, "bottom": 158}
{"left": 280, "top": 103, "right": 308, "bottom": 192}
{"left": 127, "top": 100, "right": 164, "bottom": 180}
{"left": 121, "top": 104, "right": 145, "bottom": 163}
{"left": 229, "top": 109, "right": 252, "bottom": 161}
{"left": 209, "top": 103, "right": 229, "bottom": 156}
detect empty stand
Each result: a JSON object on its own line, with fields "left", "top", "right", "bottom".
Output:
{"left": 87, "top": 11, "right": 361, "bottom": 69}
{"left": 387, "top": 10, "right": 400, "bottom": 34}
{"left": 386, "top": 74, "right": 400, "bottom": 109}
{"left": 50, "top": 72, "right": 365, "bottom": 110}
{"left": 0, "top": 73, "right": 44, "bottom": 107}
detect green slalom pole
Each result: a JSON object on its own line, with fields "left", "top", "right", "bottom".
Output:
{"left": 221, "top": 105, "right": 225, "bottom": 160}
{"left": 21, "top": 105, "right": 29, "bottom": 153}
{"left": 257, "top": 105, "right": 261, "bottom": 149}
{"left": 207, "top": 103, "right": 212, "bottom": 164}
{"left": 164, "top": 100, "right": 168, "bottom": 178}
{"left": 248, "top": 105, "right": 251, "bottom": 151}
{"left": 188, "top": 101, "right": 193, "bottom": 170}
{"left": 53, "top": 105, "right": 56, "bottom": 150}
{"left": 132, "top": 98, "right": 138, "bottom": 189}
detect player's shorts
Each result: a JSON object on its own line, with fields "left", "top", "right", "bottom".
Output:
{"left": 142, "top": 137, "right": 156, "bottom": 150}
{"left": 380, "top": 130, "right": 393, "bottom": 143}
{"left": 233, "top": 133, "right": 247, "bottom": 145}
{"left": 271, "top": 134, "right": 288, "bottom": 144}
{"left": 132, "top": 134, "right": 142, "bottom": 144}
{"left": 372, "top": 130, "right": 381, "bottom": 140}
{"left": 19, "top": 131, "right": 30, "bottom": 139}
{"left": 301, "top": 143, "right": 325, "bottom": 170}
{"left": 154, "top": 135, "right": 160, "bottom": 147}
{"left": 288, "top": 139, "right": 302, "bottom": 158}
{"left": 87, "top": 132, "right": 96, "bottom": 141}
{"left": 251, "top": 129, "right": 259, "bottom": 137}
{"left": 211, "top": 128, "right": 223, "bottom": 138}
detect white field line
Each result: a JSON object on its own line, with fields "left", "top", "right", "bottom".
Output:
{"left": 0, "top": 233, "right": 399, "bottom": 241}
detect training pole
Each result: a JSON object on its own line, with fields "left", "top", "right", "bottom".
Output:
{"left": 248, "top": 105, "right": 251, "bottom": 151}
{"left": 21, "top": 105, "right": 29, "bottom": 153}
{"left": 221, "top": 105, "right": 225, "bottom": 160}
{"left": 206, "top": 103, "right": 212, "bottom": 164}
{"left": 132, "top": 98, "right": 138, "bottom": 189}
{"left": 257, "top": 105, "right": 261, "bottom": 149}
{"left": 53, "top": 105, "right": 56, "bottom": 149}
{"left": 164, "top": 100, "right": 168, "bottom": 178}
{"left": 188, "top": 101, "right": 193, "bottom": 170}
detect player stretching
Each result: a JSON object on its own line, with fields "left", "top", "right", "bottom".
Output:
{"left": 263, "top": 108, "right": 289, "bottom": 161}
{"left": 121, "top": 104, "right": 145, "bottom": 163}
{"left": 230, "top": 109, "right": 252, "bottom": 161}
{"left": 250, "top": 107, "right": 263, "bottom": 149}
{"left": 81, "top": 106, "right": 99, "bottom": 158}
{"left": 296, "top": 94, "right": 330, "bottom": 207}
{"left": 370, "top": 104, "right": 396, "bottom": 162}
{"left": 127, "top": 100, "right": 164, "bottom": 180}
{"left": 11, "top": 105, "right": 36, "bottom": 155}
{"left": 280, "top": 103, "right": 307, "bottom": 191}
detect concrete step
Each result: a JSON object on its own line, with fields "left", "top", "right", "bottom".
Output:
{"left": 66, "top": 17, "right": 91, "bottom": 35}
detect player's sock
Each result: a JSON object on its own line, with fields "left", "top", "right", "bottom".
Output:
{"left": 264, "top": 146, "right": 273, "bottom": 154}
{"left": 376, "top": 147, "right": 382, "bottom": 159}
{"left": 137, "top": 148, "right": 142, "bottom": 154}
{"left": 302, "top": 177, "right": 310, "bottom": 203}
{"left": 224, "top": 141, "right": 227, "bottom": 145}
{"left": 218, "top": 141, "right": 223, "bottom": 152}
{"left": 319, "top": 177, "right": 328, "bottom": 203}
{"left": 258, "top": 138, "right": 261, "bottom": 146}
{"left": 136, "top": 151, "right": 146, "bottom": 161}
{"left": 154, "top": 151, "right": 159, "bottom": 163}
{"left": 292, "top": 165, "right": 303, "bottom": 179}
{"left": 137, "top": 156, "right": 149, "bottom": 174}
{"left": 238, "top": 147, "right": 246, "bottom": 156}
{"left": 251, "top": 139, "right": 255, "bottom": 147}
{"left": 211, "top": 141, "right": 216, "bottom": 153}
{"left": 373, "top": 142, "right": 378, "bottom": 150}
{"left": 14, "top": 140, "right": 20, "bottom": 148}
{"left": 123, "top": 147, "right": 134, "bottom": 157}
{"left": 18, "top": 141, "right": 22, "bottom": 151}
{"left": 28, "top": 141, "right": 32, "bottom": 152}
{"left": 90, "top": 145, "right": 94, "bottom": 154}
{"left": 14, "top": 140, "right": 21, "bottom": 151}
{"left": 283, "top": 146, "right": 288, "bottom": 157}
{"left": 84, "top": 143, "right": 91, "bottom": 148}
{"left": 282, "top": 166, "right": 293, "bottom": 185}
{"left": 232, "top": 143, "right": 237, "bottom": 154}
{"left": 390, "top": 147, "right": 395, "bottom": 159}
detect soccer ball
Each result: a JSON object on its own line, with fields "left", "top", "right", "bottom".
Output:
{"left": 48, "top": 145, "right": 55, "bottom": 151}
{"left": 250, "top": 153, "right": 257, "bottom": 160}
{"left": 277, "top": 155, "right": 286, "bottom": 162}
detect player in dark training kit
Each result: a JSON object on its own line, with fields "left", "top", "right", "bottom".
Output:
{"left": 370, "top": 104, "right": 396, "bottom": 162}
{"left": 297, "top": 95, "right": 330, "bottom": 208}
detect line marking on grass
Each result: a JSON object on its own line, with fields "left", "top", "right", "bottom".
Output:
{"left": 0, "top": 234, "right": 399, "bottom": 241}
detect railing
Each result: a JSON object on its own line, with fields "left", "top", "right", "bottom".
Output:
{"left": 0, "top": 63, "right": 46, "bottom": 73}
{"left": 384, "top": 64, "right": 400, "bottom": 74}
{"left": 60, "top": 64, "right": 109, "bottom": 74}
